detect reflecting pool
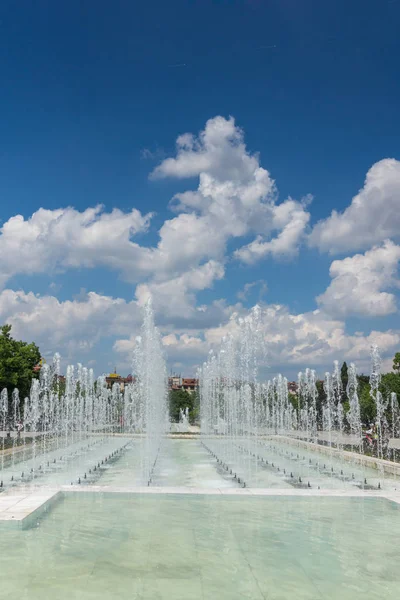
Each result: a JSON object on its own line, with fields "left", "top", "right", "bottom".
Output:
{"left": 1, "top": 493, "right": 399, "bottom": 600}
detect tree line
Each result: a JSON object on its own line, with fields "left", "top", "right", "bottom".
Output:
{"left": 0, "top": 324, "right": 41, "bottom": 400}
{"left": 305, "top": 357, "right": 400, "bottom": 427}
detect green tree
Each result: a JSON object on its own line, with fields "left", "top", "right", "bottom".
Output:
{"left": 341, "top": 361, "right": 348, "bottom": 395}
{"left": 357, "top": 374, "right": 370, "bottom": 395}
{"left": 169, "top": 389, "right": 194, "bottom": 423}
{"left": 56, "top": 376, "right": 66, "bottom": 398}
{"left": 191, "top": 387, "right": 201, "bottom": 424}
{"left": 315, "top": 380, "right": 326, "bottom": 427}
{"left": 0, "top": 324, "right": 41, "bottom": 400}
{"left": 359, "top": 384, "right": 376, "bottom": 426}
{"left": 393, "top": 352, "right": 400, "bottom": 374}
{"left": 380, "top": 372, "right": 400, "bottom": 399}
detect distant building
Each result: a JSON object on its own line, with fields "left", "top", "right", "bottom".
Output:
{"left": 168, "top": 375, "right": 181, "bottom": 390}
{"left": 182, "top": 378, "right": 198, "bottom": 394}
{"left": 105, "top": 370, "right": 135, "bottom": 391}
{"left": 168, "top": 375, "right": 198, "bottom": 395}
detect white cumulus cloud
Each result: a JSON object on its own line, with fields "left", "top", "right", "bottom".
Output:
{"left": 150, "top": 116, "right": 311, "bottom": 274}
{"left": 135, "top": 260, "right": 225, "bottom": 318}
{"left": 234, "top": 197, "right": 311, "bottom": 263}
{"left": 317, "top": 241, "right": 400, "bottom": 317}
{"left": 310, "top": 158, "right": 400, "bottom": 254}
{"left": 0, "top": 205, "right": 152, "bottom": 288}
{"left": 0, "top": 288, "right": 142, "bottom": 361}
{"left": 0, "top": 116, "right": 312, "bottom": 313}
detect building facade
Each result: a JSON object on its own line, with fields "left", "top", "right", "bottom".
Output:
{"left": 168, "top": 376, "right": 198, "bottom": 395}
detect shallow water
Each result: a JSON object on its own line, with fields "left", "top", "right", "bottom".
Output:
{"left": 1, "top": 493, "right": 399, "bottom": 600}
{"left": 2, "top": 436, "right": 398, "bottom": 492}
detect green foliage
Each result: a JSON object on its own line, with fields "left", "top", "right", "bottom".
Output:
{"left": 315, "top": 380, "right": 326, "bottom": 425}
{"left": 357, "top": 374, "right": 370, "bottom": 396}
{"left": 289, "top": 393, "right": 299, "bottom": 410}
{"left": 0, "top": 324, "right": 41, "bottom": 400}
{"left": 341, "top": 361, "right": 348, "bottom": 394}
{"left": 359, "top": 384, "right": 376, "bottom": 426}
{"left": 380, "top": 372, "right": 400, "bottom": 399}
{"left": 169, "top": 389, "right": 195, "bottom": 423}
{"left": 191, "top": 387, "right": 200, "bottom": 424}
{"left": 56, "top": 376, "right": 66, "bottom": 398}
{"left": 393, "top": 352, "right": 400, "bottom": 374}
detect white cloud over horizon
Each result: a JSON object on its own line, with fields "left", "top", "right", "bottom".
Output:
{"left": 0, "top": 285, "right": 398, "bottom": 379}
{"left": 0, "top": 205, "right": 153, "bottom": 289}
{"left": 317, "top": 241, "right": 400, "bottom": 317}
{"left": 0, "top": 288, "right": 142, "bottom": 362}
{"left": 0, "top": 116, "right": 399, "bottom": 379}
{"left": 0, "top": 116, "right": 311, "bottom": 311}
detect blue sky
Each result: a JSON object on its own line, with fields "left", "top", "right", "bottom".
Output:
{"left": 0, "top": 0, "right": 399, "bottom": 378}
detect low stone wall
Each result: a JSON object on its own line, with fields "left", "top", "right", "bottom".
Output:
{"left": 269, "top": 435, "right": 400, "bottom": 477}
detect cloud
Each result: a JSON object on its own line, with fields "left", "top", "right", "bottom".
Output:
{"left": 150, "top": 116, "right": 310, "bottom": 275}
{"left": 0, "top": 205, "right": 152, "bottom": 288}
{"left": 0, "top": 288, "right": 142, "bottom": 360}
{"left": 0, "top": 116, "right": 311, "bottom": 315}
{"left": 203, "top": 304, "right": 400, "bottom": 371}
{"left": 148, "top": 116, "right": 276, "bottom": 278}
{"left": 4, "top": 285, "right": 396, "bottom": 378}
{"left": 234, "top": 197, "right": 311, "bottom": 263}
{"left": 2, "top": 116, "right": 399, "bottom": 380}
{"left": 114, "top": 332, "right": 209, "bottom": 374}
{"left": 150, "top": 117, "right": 243, "bottom": 180}
{"left": 140, "top": 146, "right": 166, "bottom": 161}
{"left": 112, "top": 301, "right": 400, "bottom": 376}
{"left": 317, "top": 241, "right": 400, "bottom": 317}
{"left": 310, "top": 159, "right": 400, "bottom": 254}
{"left": 135, "top": 260, "right": 225, "bottom": 318}
{"left": 237, "top": 280, "right": 268, "bottom": 301}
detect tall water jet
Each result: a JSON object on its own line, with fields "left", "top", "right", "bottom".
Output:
{"left": 323, "top": 372, "right": 335, "bottom": 450}
{"left": 132, "top": 298, "right": 168, "bottom": 484}
{"left": 332, "top": 361, "right": 344, "bottom": 452}
{"left": 11, "top": 388, "right": 20, "bottom": 468}
{"left": 199, "top": 306, "right": 267, "bottom": 485}
{"left": 306, "top": 369, "right": 318, "bottom": 442}
{"left": 1, "top": 388, "right": 8, "bottom": 482}
{"left": 370, "top": 345, "right": 387, "bottom": 460}
{"left": 346, "top": 363, "right": 362, "bottom": 453}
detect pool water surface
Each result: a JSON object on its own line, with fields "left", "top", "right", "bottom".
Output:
{"left": 1, "top": 493, "right": 399, "bottom": 600}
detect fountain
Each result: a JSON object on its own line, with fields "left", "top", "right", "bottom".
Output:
{"left": 0, "top": 302, "right": 400, "bottom": 600}
{"left": 199, "top": 306, "right": 399, "bottom": 490}
{"left": 0, "top": 298, "right": 168, "bottom": 491}
{"left": 131, "top": 298, "right": 168, "bottom": 483}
